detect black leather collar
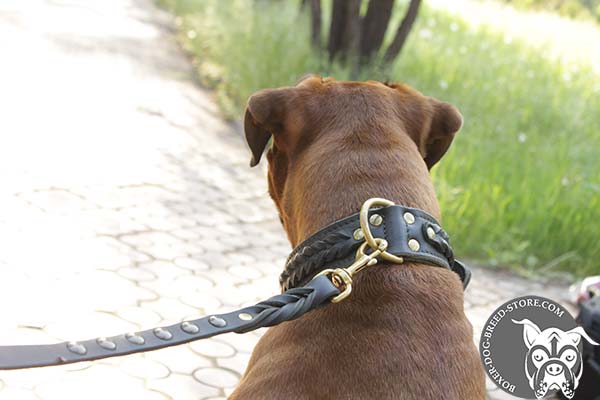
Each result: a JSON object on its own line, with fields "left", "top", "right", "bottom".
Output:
{"left": 281, "top": 204, "right": 471, "bottom": 291}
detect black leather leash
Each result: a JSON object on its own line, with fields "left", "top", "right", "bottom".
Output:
{"left": 0, "top": 276, "right": 339, "bottom": 370}
{"left": 0, "top": 198, "right": 469, "bottom": 370}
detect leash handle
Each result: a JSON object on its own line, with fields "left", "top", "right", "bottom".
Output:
{"left": 0, "top": 276, "right": 340, "bottom": 370}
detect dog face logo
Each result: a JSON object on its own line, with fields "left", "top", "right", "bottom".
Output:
{"left": 512, "top": 318, "right": 598, "bottom": 399}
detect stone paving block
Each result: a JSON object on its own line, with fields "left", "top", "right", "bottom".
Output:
{"left": 110, "top": 186, "right": 178, "bottom": 209}
{"left": 17, "top": 189, "right": 92, "bottom": 214}
{"left": 220, "top": 253, "right": 257, "bottom": 267}
{"left": 217, "top": 333, "right": 261, "bottom": 354}
{"left": 190, "top": 210, "right": 238, "bottom": 226}
{"left": 119, "top": 355, "right": 170, "bottom": 380}
{"left": 139, "top": 261, "right": 192, "bottom": 283}
{"left": 190, "top": 339, "right": 236, "bottom": 359}
{"left": 150, "top": 214, "right": 199, "bottom": 231}
{"left": 117, "top": 306, "right": 163, "bottom": 328}
{"left": 161, "top": 201, "right": 198, "bottom": 216}
{"left": 120, "top": 231, "right": 180, "bottom": 248}
{"left": 189, "top": 238, "right": 231, "bottom": 254}
{"left": 0, "top": 363, "right": 66, "bottom": 390}
{"left": 147, "top": 346, "right": 213, "bottom": 375}
{"left": 0, "top": 326, "right": 57, "bottom": 346}
{"left": 142, "top": 270, "right": 214, "bottom": 300}
{"left": 174, "top": 256, "right": 210, "bottom": 272}
{"left": 92, "top": 236, "right": 152, "bottom": 268}
{"left": 227, "top": 265, "right": 263, "bottom": 280}
{"left": 144, "top": 243, "right": 191, "bottom": 260}
{"left": 147, "top": 373, "right": 221, "bottom": 400}
{"left": 45, "top": 311, "right": 138, "bottom": 342}
{"left": 0, "top": 387, "right": 39, "bottom": 400}
{"left": 34, "top": 364, "right": 161, "bottom": 400}
{"left": 203, "top": 270, "right": 247, "bottom": 289}
{"left": 179, "top": 291, "right": 222, "bottom": 312}
{"left": 170, "top": 228, "right": 203, "bottom": 241}
{"left": 59, "top": 270, "right": 157, "bottom": 312}
{"left": 117, "top": 265, "right": 157, "bottom": 282}
{"left": 141, "top": 297, "right": 200, "bottom": 322}
{"left": 196, "top": 251, "right": 235, "bottom": 270}
{"left": 193, "top": 367, "right": 240, "bottom": 389}
{"left": 76, "top": 209, "right": 147, "bottom": 236}
{"left": 213, "top": 200, "right": 273, "bottom": 224}
{"left": 217, "top": 353, "right": 252, "bottom": 376}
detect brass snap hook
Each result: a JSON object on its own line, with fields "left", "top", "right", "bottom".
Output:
{"left": 317, "top": 238, "right": 388, "bottom": 303}
{"left": 317, "top": 197, "right": 403, "bottom": 303}
{"left": 359, "top": 198, "right": 404, "bottom": 264}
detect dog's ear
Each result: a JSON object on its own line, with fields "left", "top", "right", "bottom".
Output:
{"left": 423, "top": 98, "right": 463, "bottom": 169}
{"left": 244, "top": 88, "right": 290, "bottom": 167}
{"left": 565, "top": 326, "right": 599, "bottom": 346}
{"left": 384, "top": 82, "right": 462, "bottom": 170}
{"left": 512, "top": 319, "right": 542, "bottom": 349}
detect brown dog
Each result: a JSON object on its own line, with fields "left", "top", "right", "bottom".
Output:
{"left": 229, "top": 76, "right": 486, "bottom": 399}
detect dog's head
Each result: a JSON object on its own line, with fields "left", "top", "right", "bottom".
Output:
{"left": 512, "top": 318, "right": 599, "bottom": 399}
{"left": 243, "top": 75, "right": 463, "bottom": 244}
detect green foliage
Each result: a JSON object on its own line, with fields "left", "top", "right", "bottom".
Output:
{"left": 161, "top": 0, "right": 600, "bottom": 277}
{"left": 500, "top": 0, "right": 600, "bottom": 22}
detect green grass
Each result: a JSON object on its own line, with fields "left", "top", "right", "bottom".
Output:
{"left": 160, "top": 0, "right": 600, "bottom": 278}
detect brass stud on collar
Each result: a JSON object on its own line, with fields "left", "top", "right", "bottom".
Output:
{"left": 238, "top": 313, "right": 253, "bottom": 321}
{"left": 353, "top": 228, "right": 364, "bottom": 241}
{"left": 369, "top": 214, "right": 383, "bottom": 226}
{"left": 403, "top": 212, "right": 415, "bottom": 224}
{"left": 408, "top": 239, "right": 420, "bottom": 252}
{"left": 426, "top": 226, "right": 436, "bottom": 240}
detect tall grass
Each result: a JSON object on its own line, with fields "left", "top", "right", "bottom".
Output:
{"left": 161, "top": 0, "right": 600, "bottom": 277}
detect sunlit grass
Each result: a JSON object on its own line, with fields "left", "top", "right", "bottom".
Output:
{"left": 160, "top": 0, "right": 600, "bottom": 277}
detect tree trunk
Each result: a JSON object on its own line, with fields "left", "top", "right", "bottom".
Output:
{"left": 383, "top": 0, "right": 421, "bottom": 64}
{"left": 327, "top": 0, "right": 361, "bottom": 62}
{"left": 359, "top": 0, "right": 394, "bottom": 64}
{"left": 309, "top": 0, "right": 321, "bottom": 48}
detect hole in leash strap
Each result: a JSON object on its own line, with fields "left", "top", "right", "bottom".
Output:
{"left": 238, "top": 313, "right": 253, "bottom": 321}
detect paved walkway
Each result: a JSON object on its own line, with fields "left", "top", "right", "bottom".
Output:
{"left": 0, "top": 1, "right": 573, "bottom": 399}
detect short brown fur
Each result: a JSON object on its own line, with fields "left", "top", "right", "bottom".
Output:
{"left": 232, "top": 76, "right": 485, "bottom": 399}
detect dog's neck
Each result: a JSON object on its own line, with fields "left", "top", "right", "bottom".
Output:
{"left": 281, "top": 135, "right": 441, "bottom": 247}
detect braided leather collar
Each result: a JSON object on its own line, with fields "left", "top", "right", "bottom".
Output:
{"left": 281, "top": 204, "right": 471, "bottom": 291}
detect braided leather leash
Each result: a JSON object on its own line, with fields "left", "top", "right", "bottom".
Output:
{"left": 0, "top": 276, "right": 339, "bottom": 370}
{"left": 0, "top": 198, "right": 469, "bottom": 370}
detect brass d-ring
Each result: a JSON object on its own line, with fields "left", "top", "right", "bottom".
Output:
{"left": 359, "top": 198, "right": 404, "bottom": 264}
